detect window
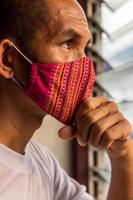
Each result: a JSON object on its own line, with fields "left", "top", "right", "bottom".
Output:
{"left": 92, "top": 2, "right": 97, "bottom": 15}
{"left": 93, "top": 151, "right": 98, "bottom": 166}
{"left": 94, "top": 181, "right": 98, "bottom": 198}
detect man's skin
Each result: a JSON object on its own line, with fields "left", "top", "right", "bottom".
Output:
{"left": 0, "top": 0, "right": 133, "bottom": 199}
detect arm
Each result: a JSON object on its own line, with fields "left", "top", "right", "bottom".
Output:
{"left": 107, "top": 140, "right": 133, "bottom": 200}
{"left": 59, "top": 96, "right": 133, "bottom": 200}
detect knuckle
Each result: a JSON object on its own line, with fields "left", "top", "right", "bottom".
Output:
{"left": 124, "top": 118, "right": 130, "bottom": 125}
{"left": 114, "top": 111, "right": 124, "bottom": 120}
{"left": 123, "top": 119, "right": 132, "bottom": 133}
{"left": 78, "top": 124, "right": 89, "bottom": 142}
{"left": 87, "top": 96, "right": 108, "bottom": 109}
{"left": 100, "top": 132, "right": 113, "bottom": 149}
{"left": 86, "top": 112, "right": 97, "bottom": 124}
{"left": 91, "top": 110, "right": 100, "bottom": 121}
{"left": 118, "top": 111, "right": 124, "bottom": 118}
{"left": 92, "top": 121, "right": 102, "bottom": 133}
{"left": 108, "top": 101, "right": 119, "bottom": 111}
{"left": 100, "top": 96, "right": 108, "bottom": 101}
{"left": 84, "top": 99, "right": 92, "bottom": 110}
{"left": 77, "top": 123, "right": 82, "bottom": 132}
{"left": 86, "top": 113, "right": 93, "bottom": 123}
{"left": 96, "top": 96, "right": 108, "bottom": 105}
{"left": 104, "top": 129, "right": 112, "bottom": 140}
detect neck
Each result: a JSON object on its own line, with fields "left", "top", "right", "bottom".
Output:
{"left": 0, "top": 78, "right": 45, "bottom": 154}
{"left": 0, "top": 113, "right": 32, "bottom": 154}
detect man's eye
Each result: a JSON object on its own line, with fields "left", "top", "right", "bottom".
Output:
{"left": 61, "top": 40, "right": 73, "bottom": 49}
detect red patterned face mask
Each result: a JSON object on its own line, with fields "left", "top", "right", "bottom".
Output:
{"left": 12, "top": 43, "right": 96, "bottom": 125}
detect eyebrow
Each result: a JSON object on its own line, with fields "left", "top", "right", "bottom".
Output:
{"left": 62, "top": 29, "right": 82, "bottom": 38}
{"left": 61, "top": 28, "right": 91, "bottom": 44}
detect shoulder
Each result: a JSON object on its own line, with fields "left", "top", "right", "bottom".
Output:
{"left": 26, "top": 139, "right": 56, "bottom": 164}
{"left": 26, "top": 140, "right": 67, "bottom": 182}
{"left": 26, "top": 140, "right": 58, "bottom": 172}
{"left": 26, "top": 140, "right": 94, "bottom": 200}
{"left": 26, "top": 139, "right": 52, "bottom": 156}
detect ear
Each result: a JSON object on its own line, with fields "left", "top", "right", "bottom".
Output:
{"left": 0, "top": 39, "right": 14, "bottom": 79}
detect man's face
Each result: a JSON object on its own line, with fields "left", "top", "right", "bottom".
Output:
{"left": 0, "top": 0, "right": 91, "bottom": 119}
{"left": 30, "top": 0, "right": 91, "bottom": 64}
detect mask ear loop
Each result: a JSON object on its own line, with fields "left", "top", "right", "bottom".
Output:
{"left": 11, "top": 43, "right": 33, "bottom": 64}
{"left": 11, "top": 43, "right": 33, "bottom": 88}
{"left": 11, "top": 77, "right": 24, "bottom": 89}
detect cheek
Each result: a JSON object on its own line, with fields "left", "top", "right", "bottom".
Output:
{"left": 36, "top": 43, "right": 76, "bottom": 63}
{"left": 33, "top": 37, "right": 83, "bottom": 63}
{"left": 43, "top": 46, "right": 73, "bottom": 63}
{"left": 45, "top": 47, "right": 84, "bottom": 63}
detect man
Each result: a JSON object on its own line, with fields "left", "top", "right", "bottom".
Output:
{"left": 0, "top": 0, "right": 133, "bottom": 200}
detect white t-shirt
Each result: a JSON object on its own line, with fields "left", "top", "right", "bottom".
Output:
{"left": 0, "top": 140, "right": 93, "bottom": 200}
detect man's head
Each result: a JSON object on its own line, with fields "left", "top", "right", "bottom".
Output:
{"left": 0, "top": 0, "right": 91, "bottom": 60}
{"left": 0, "top": 0, "right": 91, "bottom": 118}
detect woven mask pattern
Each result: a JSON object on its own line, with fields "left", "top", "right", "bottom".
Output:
{"left": 24, "top": 57, "right": 95, "bottom": 125}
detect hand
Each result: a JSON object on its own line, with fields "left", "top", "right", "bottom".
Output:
{"left": 59, "top": 96, "right": 132, "bottom": 158}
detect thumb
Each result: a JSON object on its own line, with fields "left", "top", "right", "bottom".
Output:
{"left": 58, "top": 125, "right": 77, "bottom": 140}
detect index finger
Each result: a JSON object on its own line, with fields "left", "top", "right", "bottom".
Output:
{"left": 75, "top": 96, "right": 108, "bottom": 123}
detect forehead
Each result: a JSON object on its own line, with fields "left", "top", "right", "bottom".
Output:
{"left": 44, "top": 0, "right": 90, "bottom": 40}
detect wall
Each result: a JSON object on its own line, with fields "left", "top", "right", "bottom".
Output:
{"left": 33, "top": 115, "right": 72, "bottom": 176}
